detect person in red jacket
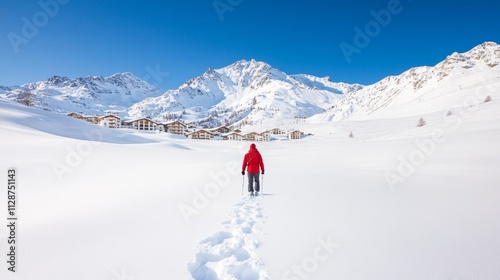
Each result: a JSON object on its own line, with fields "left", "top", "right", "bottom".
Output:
{"left": 241, "top": 143, "right": 265, "bottom": 196}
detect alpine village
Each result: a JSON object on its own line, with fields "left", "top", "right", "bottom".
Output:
{"left": 66, "top": 112, "right": 305, "bottom": 141}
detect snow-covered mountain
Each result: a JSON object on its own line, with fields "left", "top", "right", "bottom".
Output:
{"left": 126, "top": 59, "right": 362, "bottom": 127}
{"left": 0, "top": 72, "right": 164, "bottom": 116}
{"left": 1, "top": 42, "right": 499, "bottom": 128}
{"left": 127, "top": 42, "right": 500, "bottom": 127}
{"left": 311, "top": 42, "right": 500, "bottom": 122}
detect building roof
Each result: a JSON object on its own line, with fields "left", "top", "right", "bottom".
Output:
{"left": 122, "top": 117, "right": 159, "bottom": 124}
{"left": 97, "top": 114, "right": 121, "bottom": 120}
{"left": 223, "top": 132, "right": 243, "bottom": 136}
{"left": 186, "top": 129, "right": 216, "bottom": 135}
{"left": 67, "top": 112, "right": 96, "bottom": 118}
{"left": 211, "top": 125, "right": 232, "bottom": 131}
{"left": 163, "top": 120, "right": 187, "bottom": 126}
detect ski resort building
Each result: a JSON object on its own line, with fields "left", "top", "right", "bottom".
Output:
{"left": 97, "top": 115, "right": 121, "bottom": 129}
{"left": 163, "top": 120, "right": 187, "bottom": 135}
{"left": 244, "top": 132, "right": 269, "bottom": 142}
{"left": 224, "top": 132, "right": 244, "bottom": 141}
{"left": 243, "top": 132, "right": 259, "bottom": 141}
{"left": 122, "top": 118, "right": 160, "bottom": 131}
{"left": 67, "top": 112, "right": 84, "bottom": 120}
{"left": 67, "top": 112, "right": 98, "bottom": 124}
{"left": 269, "top": 128, "right": 286, "bottom": 135}
{"left": 211, "top": 126, "right": 232, "bottom": 134}
{"left": 287, "top": 130, "right": 303, "bottom": 140}
{"left": 186, "top": 129, "right": 216, "bottom": 140}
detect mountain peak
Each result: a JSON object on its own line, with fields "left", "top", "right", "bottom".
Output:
{"left": 476, "top": 41, "right": 499, "bottom": 49}
{"left": 439, "top": 41, "right": 500, "bottom": 71}
{"left": 109, "top": 72, "right": 137, "bottom": 79}
{"left": 127, "top": 58, "right": 358, "bottom": 125}
{"left": 47, "top": 75, "right": 71, "bottom": 86}
{"left": 217, "top": 59, "right": 286, "bottom": 87}
{"left": 225, "top": 59, "right": 272, "bottom": 71}
{"left": 460, "top": 41, "right": 499, "bottom": 58}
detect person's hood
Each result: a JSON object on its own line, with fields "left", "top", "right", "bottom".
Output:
{"left": 249, "top": 143, "right": 257, "bottom": 151}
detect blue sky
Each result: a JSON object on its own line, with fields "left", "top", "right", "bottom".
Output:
{"left": 1, "top": 0, "right": 499, "bottom": 90}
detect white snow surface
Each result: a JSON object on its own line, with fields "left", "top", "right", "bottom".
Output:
{"left": 1, "top": 81, "right": 500, "bottom": 280}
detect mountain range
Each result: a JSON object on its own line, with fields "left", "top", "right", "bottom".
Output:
{"left": 1, "top": 42, "right": 499, "bottom": 128}
{"left": 0, "top": 72, "right": 164, "bottom": 116}
{"left": 312, "top": 41, "right": 500, "bottom": 122}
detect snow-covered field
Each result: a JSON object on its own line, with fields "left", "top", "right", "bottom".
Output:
{"left": 1, "top": 97, "right": 500, "bottom": 280}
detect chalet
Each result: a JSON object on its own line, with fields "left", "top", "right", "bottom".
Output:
{"left": 269, "top": 128, "right": 285, "bottom": 135}
{"left": 224, "top": 132, "right": 244, "bottom": 141}
{"left": 288, "top": 130, "right": 303, "bottom": 140}
{"left": 244, "top": 132, "right": 259, "bottom": 141}
{"left": 97, "top": 115, "right": 121, "bottom": 129}
{"left": 211, "top": 126, "right": 232, "bottom": 134}
{"left": 67, "top": 112, "right": 98, "bottom": 124}
{"left": 122, "top": 118, "right": 160, "bottom": 131}
{"left": 186, "top": 129, "right": 216, "bottom": 140}
{"left": 67, "top": 112, "right": 83, "bottom": 120}
{"left": 85, "top": 116, "right": 98, "bottom": 124}
{"left": 164, "top": 120, "right": 187, "bottom": 135}
{"left": 260, "top": 131, "right": 271, "bottom": 141}
{"left": 244, "top": 132, "right": 269, "bottom": 142}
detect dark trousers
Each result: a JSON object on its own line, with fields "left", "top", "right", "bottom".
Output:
{"left": 248, "top": 173, "right": 260, "bottom": 192}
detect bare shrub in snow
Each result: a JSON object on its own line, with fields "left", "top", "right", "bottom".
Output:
{"left": 17, "top": 91, "right": 35, "bottom": 107}
{"left": 416, "top": 118, "right": 426, "bottom": 127}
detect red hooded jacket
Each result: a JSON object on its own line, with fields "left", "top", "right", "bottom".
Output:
{"left": 242, "top": 144, "right": 265, "bottom": 173}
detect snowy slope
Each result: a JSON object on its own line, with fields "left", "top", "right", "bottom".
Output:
{"left": 1, "top": 86, "right": 500, "bottom": 279}
{"left": 312, "top": 42, "right": 500, "bottom": 122}
{"left": 0, "top": 73, "right": 164, "bottom": 116}
{"left": 126, "top": 60, "right": 360, "bottom": 127}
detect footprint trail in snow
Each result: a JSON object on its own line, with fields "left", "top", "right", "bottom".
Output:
{"left": 188, "top": 195, "right": 270, "bottom": 280}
